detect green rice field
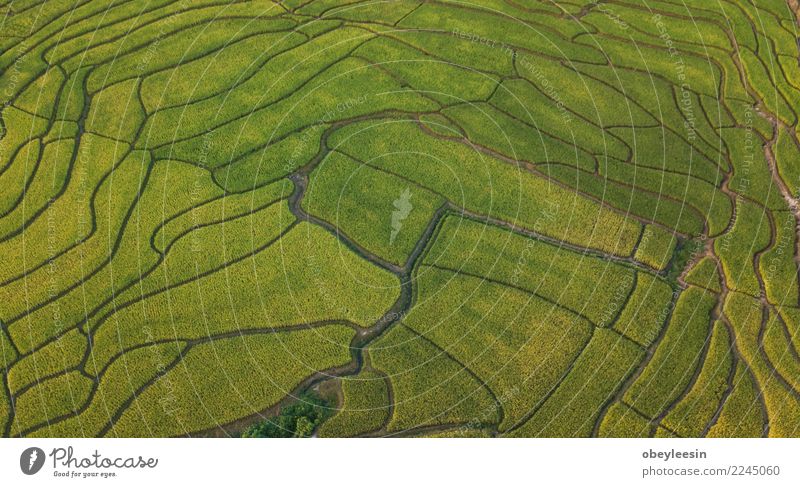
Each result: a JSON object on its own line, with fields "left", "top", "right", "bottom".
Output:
{"left": 1, "top": 0, "right": 800, "bottom": 438}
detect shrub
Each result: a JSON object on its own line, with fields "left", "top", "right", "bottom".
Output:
{"left": 109, "top": 325, "right": 355, "bottom": 437}
{"left": 243, "top": 393, "right": 330, "bottom": 438}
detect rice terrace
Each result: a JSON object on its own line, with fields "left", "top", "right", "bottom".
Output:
{"left": 1, "top": 0, "right": 800, "bottom": 439}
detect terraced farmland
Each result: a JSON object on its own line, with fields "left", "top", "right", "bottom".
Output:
{"left": 1, "top": 0, "right": 800, "bottom": 438}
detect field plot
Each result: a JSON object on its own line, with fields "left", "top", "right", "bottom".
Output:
{"left": 1, "top": 0, "right": 800, "bottom": 438}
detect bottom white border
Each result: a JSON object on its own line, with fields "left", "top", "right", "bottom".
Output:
{"left": 0, "top": 438, "right": 796, "bottom": 486}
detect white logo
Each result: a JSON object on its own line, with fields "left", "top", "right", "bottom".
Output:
{"left": 390, "top": 188, "right": 413, "bottom": 245}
